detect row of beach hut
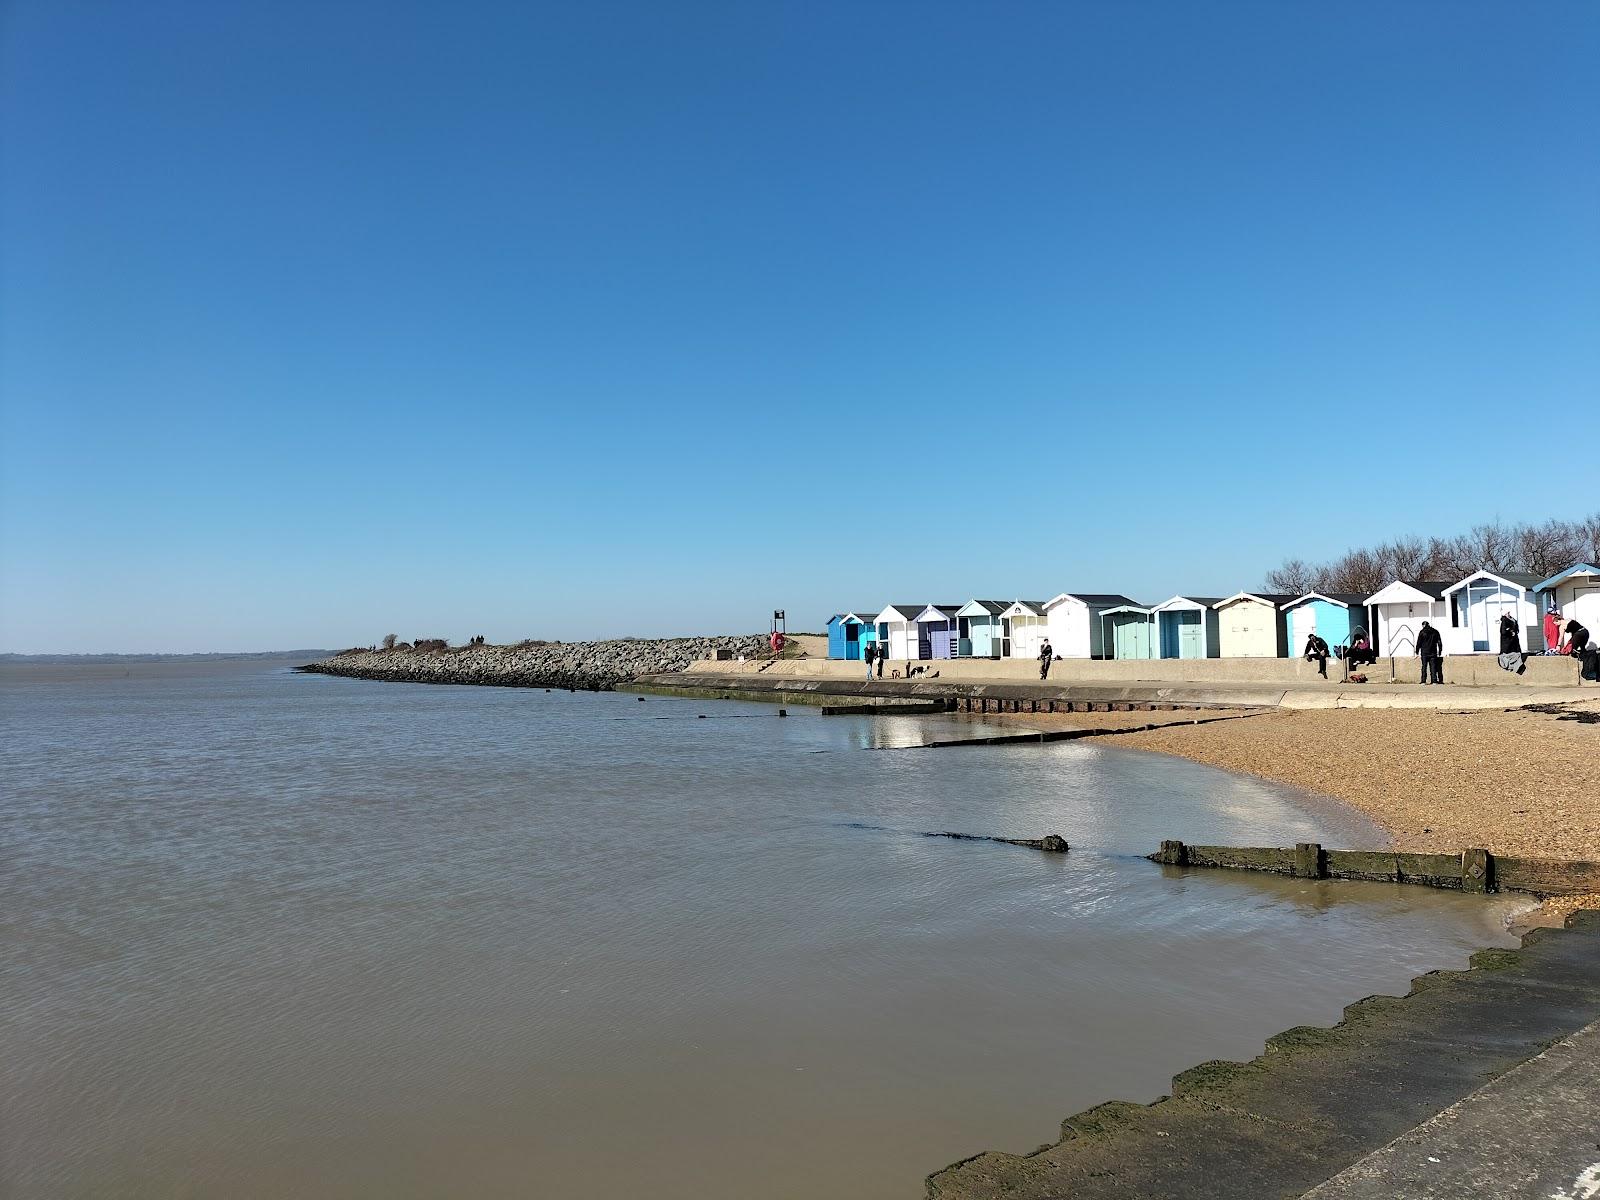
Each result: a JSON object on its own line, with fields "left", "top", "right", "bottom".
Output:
{"left": 826, "top": 564, "right": 1600, "bottom": 662}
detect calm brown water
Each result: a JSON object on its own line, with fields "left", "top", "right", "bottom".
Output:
{"left": 0, "top": 660, "right": 1522, "bottom": 1199}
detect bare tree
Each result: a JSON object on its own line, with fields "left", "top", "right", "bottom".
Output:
{"left": 1263, "top": 513, "right": 1598, "bottom": 593}
{"left": 381, "top": 633, "right": 397, "bottom": 651}
{"left": 1264, "top": 558, "right": 1316, "bottom": 595}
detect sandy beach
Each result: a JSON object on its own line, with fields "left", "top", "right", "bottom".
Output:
{"left": 988, "top": 701, "right": 1600, "bottom": 921}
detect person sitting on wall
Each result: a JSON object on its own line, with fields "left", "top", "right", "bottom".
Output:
{"left": 1416, "top": 620, "right": 1444, "bottom": 685}
{"left": 1303, "top": 633, "right": 1330, "bottom": 678}
{"left": 1346, "top": 629, "right": 1377, "bottom": 668}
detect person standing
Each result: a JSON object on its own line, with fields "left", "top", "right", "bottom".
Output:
{"left": 1416, "top": 619, "right": 1444, "bottom": 684}
{"left": 1304, "top": 632, "right": 1330, "bottom": 678}
{"left": 1038, "top": 638, "right": 1054, "bottom": 681}
{"left": 875, "top": 641, "right": 886, "bottom": 678}
{"left": 1544, "top": 606, "right": 1563, "bottom": 655}
{"left": 864, "top": 641, "right": 875, "bottom": 682}
{"left": 1498, "top": 611, "right": 1521, "bottom": 655}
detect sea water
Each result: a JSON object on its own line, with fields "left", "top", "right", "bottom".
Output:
{"left": 0, "top": 659, "right": 1521, "bottom": 1198}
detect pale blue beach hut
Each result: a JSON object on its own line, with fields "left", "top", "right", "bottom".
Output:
{"left": 1280, "top": 592, "right": 1371, "bottom": 657}
{"left": 955, "top": 600, "right": 1010, "bottom": 658}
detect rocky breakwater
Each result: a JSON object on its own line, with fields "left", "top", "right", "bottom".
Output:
{"left": 300, "top": 636, "right": 770, "bottom": 692}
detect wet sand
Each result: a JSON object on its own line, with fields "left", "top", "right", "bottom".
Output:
{"left": 1032, "top": 701, "right": 1600, "bottom": 921}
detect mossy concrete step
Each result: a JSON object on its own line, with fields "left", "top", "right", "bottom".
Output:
{"left": 926, "top": 912, "right": 1600, "bottom": 1199}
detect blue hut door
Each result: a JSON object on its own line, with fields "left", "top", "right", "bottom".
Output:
{"left": 844, "top": 623, "right": 861, "bottom": 660}
{"left": 931, "top": 626, "right": 953, "bottom": 658}
{"left": 1179, "top": 615, "right": 1203, "bottom": 658}
{"left": 1162, "top": 610, "right": 1201, "bottom": 658}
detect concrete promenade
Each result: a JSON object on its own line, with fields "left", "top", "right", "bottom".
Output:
{"left": 1301, "top": 1019, "right": 1600, "bottom": 1199}
{"left": 685, "top": 651, "right": 1591, "bottom": 709}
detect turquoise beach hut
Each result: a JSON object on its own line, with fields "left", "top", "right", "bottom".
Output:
{"left": 955, "top": 600, "right": 1010, "bottom": 658}
{"left": 1098, "top": 604, "right": 1156, "bottom": 659}
{"left": 826, "top": 611, "right": 877, "bottom": 660}
{"left": 1280, "top": 592, "right": 1371, "bottom": 657}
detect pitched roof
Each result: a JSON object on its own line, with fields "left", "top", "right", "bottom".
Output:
{"left": 875, "top": 604, "right": 925, "bottom": 621}
{"left": 1533, "top": 563, "right": 1600, "bottom": 592}
{"left": 1213, "top": 591, "right": 1295, "bottom": 608}
{"left": 1442, "top": 570, "right": 1543, "bottom": 595}
{"left": 1363, "top": 580, "right": 1449, "bottom": 604}
{"left": 1046, "top": 592, "right": 1143, "bottom": 609}
{"left": 1154, "top": 595, "right": 1223, "bottom": 610}
{"left": 956, "top": 599, "right": 1011, "bottom": 617}
{"left": 1000, "top": 600, "right": 1049, "bottom": 617}
{"left": 1279, "top": 591, "right": 1369, "bottom": 610}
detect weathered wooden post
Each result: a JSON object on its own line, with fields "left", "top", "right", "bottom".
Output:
{"left": 1294, "top": 842, "right": 1326, "bottom": 879}
{"left": 1462, "top": 848, "right": 1492, "bottom": 893}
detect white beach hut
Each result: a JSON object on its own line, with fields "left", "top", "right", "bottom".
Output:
{"left": 1211, "top": 593, "right": 1292, "bottom": 658}
{"left": 1363, "top": 581, "right": 1449, "bottom": 657}
{"left": 999, "top": 600, "right": 1051, "bottom": 659}
{"left": 1043, "top": 593, "right": 1142, "bottom": 659}
{"left": 1441, "top": 571, "right": 1541, "bottom": 655}
{"left": 872, "top": 605, "right": 925, "bottom": 662}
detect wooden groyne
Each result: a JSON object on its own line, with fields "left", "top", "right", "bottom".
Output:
{"left": 1150, "top": 839, "right": 1600, "bottom": 897}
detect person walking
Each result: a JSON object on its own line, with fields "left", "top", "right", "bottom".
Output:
{"left": 864, "top": 641, "right": 875, "bottom": 682}
{"left": 1416, "top": 619, "right": 1444, "bottom": 684}
{"left": 1038, "top": 638, "right": 1054, "bottom": 681}
{"left": 1303, "top": 632, "right": 1330, "bottom": 678}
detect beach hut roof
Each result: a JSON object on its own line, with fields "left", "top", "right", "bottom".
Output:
{"left": 955, "top": 599, "right": 1011, "bottom": 617}
{"left": 1043, "top": 592, "right": 1142, "bottom": 611}
{"left": 1098, "top": 603, "right": 1154, "bottom": 617}
{"left": 1152, "top": 595, "right": 1223, "bottom": 612}
{"left": 1363, "top": 580, "right": 1448, "bottom": 605}
{"left": 1442, "top": 570, "right": 1542, "bottom": 596}
{"left": 999, "top": 600, "right": 1049, "bottom": 618}
{"left": 1278, "top": 591, "right": 1368, "bottom": 611}
{"left": 1532, "top": 563, "right": 1600, "bottom": 592}
{"left": 873, "top": 604, "right": 926, "bottom": 624}
{"left": 911, "top": 604, "right": 960, "bottom": 623}
{"left": 1212, "top": 591, "right": 1294, "bottom": 610}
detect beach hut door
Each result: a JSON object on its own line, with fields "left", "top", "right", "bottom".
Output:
{"left": 1178, "top": 614, "right": 1203, "bottom": 658}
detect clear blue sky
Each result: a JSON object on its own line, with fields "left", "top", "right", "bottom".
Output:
{"left": 3, "top": 2, "right": 1596, "bottom": 652}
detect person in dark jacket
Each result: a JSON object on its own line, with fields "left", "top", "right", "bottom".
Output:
{"left": 1563, "top": 621, "right": 1599, "bottom": 682}
{"left": 1038, "top": 639, "right": 1054, "bottom": 681}
{"left": 864, "top": 641, "right": 875, "bottom": 682}
{"left": 1303, "top": 633, "right": 1330, "bottom": 678}
{"left": 1566, "top": 620, "right": 1591, "bottom": 656}
{"left": 1498, "top": 611, "right": 1521, "bottom": 655}
{"left": 1416, "top": 620, "right": 1444, "bottom": 684}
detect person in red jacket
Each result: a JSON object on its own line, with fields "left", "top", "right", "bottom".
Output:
{"left": 1544, "top": 607, "right": 1563, "bottom": 655}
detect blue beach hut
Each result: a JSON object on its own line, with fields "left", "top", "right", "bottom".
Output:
{"left": 1280, "top": 592, "right": 1372, "bottom": 657}
{"left": 955, "top": 600, "right": 1010, "bottom": 658}
{"left": 826, "top": 611, "right": 877, "bottom": 660}
{"left": 1152, "top": 596, "right": 1222, "bottom": 659}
